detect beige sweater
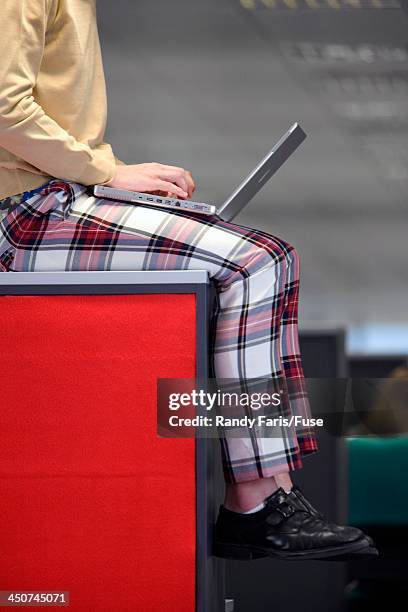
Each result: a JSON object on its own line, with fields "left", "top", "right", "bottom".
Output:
{"left": 0, "top": 0, "right": 119, "bottom": 200}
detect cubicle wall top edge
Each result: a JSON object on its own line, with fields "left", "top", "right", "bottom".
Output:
{"left": 0, "top": 270, "right": 209, "bottom": 286}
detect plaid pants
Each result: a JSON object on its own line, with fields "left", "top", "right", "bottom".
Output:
{"left": 0, "top": 180, "right": 317, "bottom": 482}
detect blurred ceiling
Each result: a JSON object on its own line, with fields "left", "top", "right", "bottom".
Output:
{"left": 98, "top": 0, "right": 408, "bottom": 329}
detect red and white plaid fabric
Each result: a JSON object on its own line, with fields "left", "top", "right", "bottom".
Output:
{"left": 0, "top": 180, "right": 318, "bottom": 482}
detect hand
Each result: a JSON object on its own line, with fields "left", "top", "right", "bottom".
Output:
{"left": 105, "top": 163, "right": 196, "bottom": 199}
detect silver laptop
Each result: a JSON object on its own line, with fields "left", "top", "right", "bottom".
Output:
{"left": 94, "top": 123, "right": 306, "bottom": 222}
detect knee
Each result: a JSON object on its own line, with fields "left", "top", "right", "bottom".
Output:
{"left": 254, "top": 232, "right": 299, "bottom": 269}
{"left": 222, "top": 232, "right": 299, "bottom": 285}
{"left": 272, "top": 235, "right": 300, "bottom": 271}
{"left": 254, "top": 235, "right": 301, "bottom": 287}
{"left": 284, "top": 240, "right": 300, "bottom": 268}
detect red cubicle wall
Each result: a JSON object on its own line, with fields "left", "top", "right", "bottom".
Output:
{"left": 0, "top": 294, "right": 197, "bottom": 611}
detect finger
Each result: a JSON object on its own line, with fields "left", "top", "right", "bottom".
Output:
{"left": 177, "top": 170, "right": 195, "bottom": 198}
{"left": 154, "top": 165, "right": 196, "bottom": 198}
{"left": 154, "top": 163, "right": 196, "bottom": 197}
{"left": 156, "top": 170, "right": 190, "bottom": 196}
{"left": 152, "top": 179, "right": 188, "bottom": 199}
{"left": 163, "top": 173, "right": 189, "bottom": 196}
{"left": 185, "top": 171, "right": 196, "bottom": 197}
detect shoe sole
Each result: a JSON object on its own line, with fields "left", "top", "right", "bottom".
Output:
{"left": 319, "top": 545, "right": 379, "bottom": 562}
{"left": 214, "top": 536, "right": 373, "bottom": 561}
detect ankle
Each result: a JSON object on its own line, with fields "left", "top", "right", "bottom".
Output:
{"left": 274, "top": 472, "right": 293, "bottom": 493}
{"left": 223, "top": 477, "right": 279, "bottom": 513}
{"left": 224, "top": 499, "right": 257, "bottom": 513}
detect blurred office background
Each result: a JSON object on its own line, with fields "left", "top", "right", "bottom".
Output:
{"left": 98, "top": 0, "right": 408, "bottom": 343}
{"left": 97, "top": 1, "right": 407, "bottom": 610}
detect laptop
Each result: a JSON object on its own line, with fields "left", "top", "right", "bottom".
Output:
{"left": 93, "top": 123, "right": 306, "bottom": 222}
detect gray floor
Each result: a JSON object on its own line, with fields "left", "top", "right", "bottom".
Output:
{"left": 97, "top": 0, "right": 408, "bottom": 332}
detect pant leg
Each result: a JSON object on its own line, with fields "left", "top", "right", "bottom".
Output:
{"left": 225, "top": 223, "right": 318, "bottom": 459}
{"left": 214, "top": 238, "right": 294, "bottom": 483}
{"left": 0, "top": 181, "right": 317, "bottom": 482}
{"left": 280, "top": 243, "right": 318, "bottom": 456}
{"left": 212, "top": 220, "right": 318, "bottom": 482}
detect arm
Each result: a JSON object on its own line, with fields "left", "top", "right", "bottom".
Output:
{"left": 0, "top": 0, "right": 116, "bottom": 185}
{"left": 0, "top": 0, "right": 195, "bottom": 197}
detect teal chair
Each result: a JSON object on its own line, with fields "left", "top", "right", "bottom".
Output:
{"left": 348, "top": 436, "right": 408, "bottom": 525}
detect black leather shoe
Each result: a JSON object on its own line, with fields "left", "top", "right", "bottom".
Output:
{"left": 290, "top": 486, "right": 378, "bottom": 560}
{"left": 214, "top": 487, "right": 376, "bottom": 561}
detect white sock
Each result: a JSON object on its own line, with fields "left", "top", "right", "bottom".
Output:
{"left": 242, "top": 501, "right": 266, "bottom": 514}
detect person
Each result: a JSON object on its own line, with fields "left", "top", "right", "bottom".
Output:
{"left": 0, "top": 0, "right": 376, "bottom": 561}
